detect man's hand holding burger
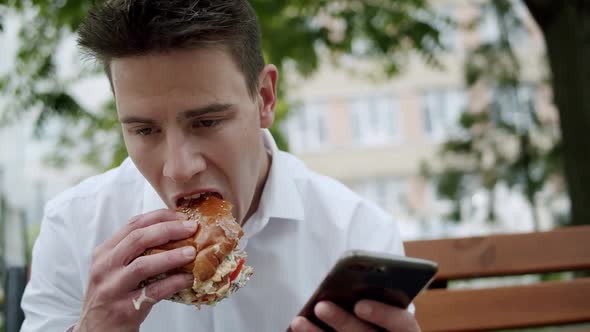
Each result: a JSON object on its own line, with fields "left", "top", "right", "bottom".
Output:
{"left": 74, "top": 209, "right": 197, "bottom": 331}
{"left": 73, "top": 193, "right": 253, "bottom": 331}
{"left": 73, "top": 209, "right": 197, "bottom": 332}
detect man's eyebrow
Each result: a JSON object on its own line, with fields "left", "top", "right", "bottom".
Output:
{"left": 119, "top": 103, "right": 234, "bottom": 124}
{"left": 119, "top": 116, "right": 156, "bottom": 124}
{"left": 177, "top": 103, "right": 235, "bottom": 121}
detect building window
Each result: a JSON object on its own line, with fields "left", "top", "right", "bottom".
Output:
{"left": 350, "top": 177, "right": 409, "bottom": 216}
{"left": 435, "top": 7, "right": 459, "bottom": 50}
{"left": 285, "top": 101, "right": 329, "bottom": 153}
{"left": 491, "top": 84, "right": 536, "bottom": 129}
{"left": 479, "top": 3, "right": 501, "bottom": 44}
{"left": 479, "top": 2, "right": 529, "bottom": 46}
{"left": 349, "top": 96, "right": 399, "bottom": 146}
{"left": 422, "top": 89, "right": 467, "bottom": 141}
{"left": 414, "top": 6, "right": 459, "bottom": 51}
{"left": 424, "top": 181, "right": 457, "bottom": 221}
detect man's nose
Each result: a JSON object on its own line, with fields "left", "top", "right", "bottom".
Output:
{"left": 162, "top": 140, "right": 206, "bottom": 184}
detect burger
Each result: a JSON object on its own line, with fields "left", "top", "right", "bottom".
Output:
{"left": 142, "top": 193, "right": 253, "bottom": 308}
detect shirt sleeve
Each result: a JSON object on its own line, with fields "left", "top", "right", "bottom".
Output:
{"left": 345, "top": 201, "right": 405, "bottom": 255}
{"left": 345, "top": 201, "right": 416, "bottom": 314}
{"left": 20, "top": 206, "right": 83, "bottom": 332}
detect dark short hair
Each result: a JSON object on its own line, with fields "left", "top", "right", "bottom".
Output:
{"left": 77, "top": 0, "right": 265, "bottom": 98}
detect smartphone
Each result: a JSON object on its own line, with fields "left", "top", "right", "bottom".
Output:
{"left": 289, "top": 250, "right": 438, "bottom": 331}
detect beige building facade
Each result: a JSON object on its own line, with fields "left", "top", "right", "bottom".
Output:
{"left": 283, "top": 0, "right": 555, "bottom": 229}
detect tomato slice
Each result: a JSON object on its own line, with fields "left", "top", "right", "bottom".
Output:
{"left": 229, "top": 258, "right": 246, "bottom": 282}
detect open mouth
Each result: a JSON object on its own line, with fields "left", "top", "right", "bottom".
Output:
{"left": 176, "top": 192, "right": 223, "bottom": 208}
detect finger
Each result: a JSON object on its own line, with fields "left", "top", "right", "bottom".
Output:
{"left": 289, "top": 316, "right": 324, "bottom": 332}
{"left": 315, "top": 301, "right": 378, "bottom": 332}
{"left": 111, "top": 219, "right": 198, "bottom": 266}
{"left": 99, "top": 209, "right": 186, "bottom": 252}
{"left": 117, "top": 246, "right": 197, "bottom": 291}
{"left": 127, "top": 272, "right": 194, "bottom": 311}
{"left": 354, "top": 300, "right": 420, "bottom": 332}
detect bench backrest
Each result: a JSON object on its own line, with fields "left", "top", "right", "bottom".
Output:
{"left": 404, "top": 225, "right": 590, "bottom": 331}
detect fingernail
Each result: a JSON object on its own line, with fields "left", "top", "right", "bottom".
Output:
{"left": 183, "top": 220, "right": 196, "bottom": 229}
{"left": 356, "top": 302, "right": 372, "bottom": 317}
{"left": 315, "top": 302, "right": 332, "bottom": 319}
{"left": 177, "top": 212, "right": 188, "bottom": 220}
{"left": 290, "top": 317, "right": 306, "bottom": 331}
{"left": 182, "top": 246, "right": 196, "bottom": 258}
{"left": 184, "top": 273, "right": 194, "bottom": 282}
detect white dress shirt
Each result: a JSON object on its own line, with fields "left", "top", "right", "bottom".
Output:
{"left": 21, "top": 130, "right": 406, "bottom": 332}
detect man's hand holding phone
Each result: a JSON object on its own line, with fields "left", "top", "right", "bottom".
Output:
{"left": 288, "top": 250, "right": 436, "bottom": 332}
{"left": 290, "top": 300, "right": 420, "bottom": 332}
{"left": 73, "top": 209, "right": 198, "bottom": 332}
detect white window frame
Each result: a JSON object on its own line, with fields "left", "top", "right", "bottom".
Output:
{"left": 434, "top": 6, "right": 459, "bottom": 51}
{"left": 285, "top": 101, "right": 329, "bottom": 154}
{"left": 479, "top": 1, "right": 530, "bottom": 46}
{"left": 479, "top": 3, "right": 501, "bottom": 44}
{"left": 491, "top": 84, "right": 536, "bottom": 130}
{"left": 349, "top": 95, "right": 400, "bottom": 147}
{"left": 422, "top": 89, "right": 467, "bottom": 141}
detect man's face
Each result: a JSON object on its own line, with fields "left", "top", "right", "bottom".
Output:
{"left": 111, "top": 48, "right": 277, "bottom": 224}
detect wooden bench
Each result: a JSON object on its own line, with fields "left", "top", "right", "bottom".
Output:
{"left": 404, "top": 225, "right": 590, "bottom": 331}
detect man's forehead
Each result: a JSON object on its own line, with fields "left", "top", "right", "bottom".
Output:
{"left": 111, "top": 46, "right": 232, "bottom": 69}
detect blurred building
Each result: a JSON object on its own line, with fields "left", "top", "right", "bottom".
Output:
{"left": 0, "top": 0, "right": 561, "bottom": 240}
{"left": 283, "top": 0, "right": 556, "bottom": 236}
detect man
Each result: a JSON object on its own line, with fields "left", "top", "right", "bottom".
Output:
{"left": 20, "top": 1, "right": 421, "bottom": 331}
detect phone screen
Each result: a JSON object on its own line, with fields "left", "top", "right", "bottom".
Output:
{"left": 290, "top": 250, "right": 438, "bottom": 331}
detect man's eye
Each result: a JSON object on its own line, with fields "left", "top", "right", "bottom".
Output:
{"left": 195, "top": 120, "right": 221, "bottom": 128}
{"left": 135, "top": 128, "right": 155, "bottom": 136}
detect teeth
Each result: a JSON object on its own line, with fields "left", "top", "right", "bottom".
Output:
{"left": 184, "top": 193, "right": 203, "bottom": 200}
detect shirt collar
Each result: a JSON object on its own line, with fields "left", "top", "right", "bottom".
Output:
{"left": 141, "top": 129, "right": 304, "bottom": 222}
{"left": 255, "top": 129, "right": 305, "bottom": 222}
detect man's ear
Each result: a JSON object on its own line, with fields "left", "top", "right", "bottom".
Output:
{"left": 257, "top": 64, "right": 278, "bottom": 129}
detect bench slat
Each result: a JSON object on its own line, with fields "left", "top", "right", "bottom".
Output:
{"left": 405, "top": 226, "right": 590, "bottom": 280}
{"left": 414, "top": 278, "right": 590, "bottom": 332}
